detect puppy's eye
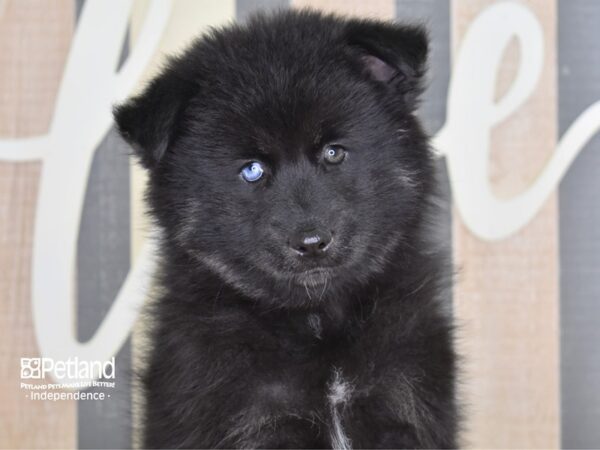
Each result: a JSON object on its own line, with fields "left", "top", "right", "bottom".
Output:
{"left": 240, "top": 161, "right": 265, "bottom": 182}
{"left": 323, "top": 144, "right": 346, "bottom": 164}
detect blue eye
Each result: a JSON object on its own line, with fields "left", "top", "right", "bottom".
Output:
{"left": 240, "top": 161, "right": 264, "bottom": 182}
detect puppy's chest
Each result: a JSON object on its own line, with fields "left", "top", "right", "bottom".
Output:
{"left": 265, "top": 309, "right": 363, "bottom": 361}
{"left": 255, "top": 313, "right": 373, "bottom": 450}
{"left": 247, "top": 303, "right": 415, "bottom": 449}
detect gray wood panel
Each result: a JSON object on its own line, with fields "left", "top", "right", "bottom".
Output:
{"left": 396, "top": 0, "right": 450, "bottom": 135}
{"left": 558, "top": 1, "right": 600, "bottom": 448}
{"left": 75, "top": 2, "right": 133, "bottom": 449}
{"left": 77, "top": 127, "right": 132, "bottom": 449}
{"left": 396, "top": 0, "right": 452, "bottom": 300}
{"left": 237, "top": 0, "right": 289, "bottom": 22}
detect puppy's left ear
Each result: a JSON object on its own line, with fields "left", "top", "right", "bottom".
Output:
{"left": 345, "top": 20, "right": 429, "bottom": 108}
{"left": 113, "top": 66, "right": 193, "bottom": 170}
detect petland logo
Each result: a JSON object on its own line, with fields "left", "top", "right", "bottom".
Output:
{"left": 21, "top": 357, "right": 115, "bottom": 380}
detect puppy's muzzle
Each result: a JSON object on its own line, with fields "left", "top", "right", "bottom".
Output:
{"left": 289, "top": 228, "right": 333, "bottom": 257}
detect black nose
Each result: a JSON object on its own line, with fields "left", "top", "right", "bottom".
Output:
{"left": 289, "top": 228, "right": 333, "bottom": 257}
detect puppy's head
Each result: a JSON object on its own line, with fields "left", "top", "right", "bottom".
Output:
{"left": 115, "top": 10, "right": 431, "bottom": 307}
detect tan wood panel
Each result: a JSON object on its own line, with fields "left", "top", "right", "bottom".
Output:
{"left": 0, "top": 1, "right": 76, "bottom": 448}
{"left": 452, "top": 1, "right": 560, "bottom": 448}
{"left": 292, "top": 0, "right": 394, "bottom": 19}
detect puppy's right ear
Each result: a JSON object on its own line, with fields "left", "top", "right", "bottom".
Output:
{"left": 113, "top": 68, "right": 192, "bottom": 170}
{"left": 344, "top": 20, "right": 429, "bottom": 109}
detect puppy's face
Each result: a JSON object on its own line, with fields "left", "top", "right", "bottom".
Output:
{"left": 115, "top": 11, "right": 432, "bottom": 307}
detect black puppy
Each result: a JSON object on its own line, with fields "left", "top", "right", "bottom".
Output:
{"left": 115, "top": 9, "right": 458, "bottom": 449}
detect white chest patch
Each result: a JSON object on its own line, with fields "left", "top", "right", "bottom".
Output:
{"left": 327, "top": 368, "right": 354, "bottom": 450}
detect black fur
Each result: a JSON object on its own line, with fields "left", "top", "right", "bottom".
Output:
{"left": 115, "top": 9, "right": 458, "bottom": 449}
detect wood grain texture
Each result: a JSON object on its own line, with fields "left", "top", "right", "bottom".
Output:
{"left": 451, "top": 1, "right": 560, "bottom": 448}
{"left": 0, "top": 1, "right": 75, "bottom": 448}
{"left": 292, "top": 0, "right": 394, "bottom": 19}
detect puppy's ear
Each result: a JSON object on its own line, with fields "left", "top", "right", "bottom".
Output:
{"left": 345, "top": 20, "right": 429, "bottom": 107}
{"left": 113, "top": 67, "right": 192, "bottom": 169}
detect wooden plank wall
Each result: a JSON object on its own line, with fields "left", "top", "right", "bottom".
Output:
{"left": 451, "top": 1, "right": 560, "bottom": 448}
{"left": 0, "top": 1, "right": 76, "bottom": 448}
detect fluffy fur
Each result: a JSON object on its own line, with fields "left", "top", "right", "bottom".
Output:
{"left": 115, "top": 9, "right": 458, "bottom": 449}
